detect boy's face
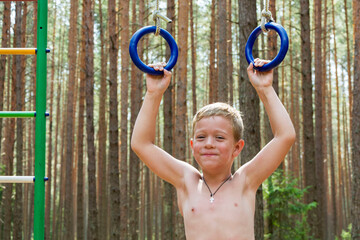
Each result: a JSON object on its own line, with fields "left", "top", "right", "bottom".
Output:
{"left": 190, "top": 116, "right": 244, "bottom": 173}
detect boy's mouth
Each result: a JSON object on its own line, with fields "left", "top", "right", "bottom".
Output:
{"left": 201, "top": 152, "right": 218, "bottom": 156}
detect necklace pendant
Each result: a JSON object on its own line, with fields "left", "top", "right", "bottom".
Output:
{"left": 210, "top": 196, "right": 214, "bottom": 203}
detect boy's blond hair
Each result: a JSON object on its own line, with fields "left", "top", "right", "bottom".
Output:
{"left": 192, "top": 102, "right": 244, "bottom": 141}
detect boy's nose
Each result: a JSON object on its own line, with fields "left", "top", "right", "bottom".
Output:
{"left": 204, "top": 137, "right": 215, "bottom": 148}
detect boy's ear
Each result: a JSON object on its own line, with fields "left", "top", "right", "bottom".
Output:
{"left": 233, "top": 139, "right": 245, "bottom": 158}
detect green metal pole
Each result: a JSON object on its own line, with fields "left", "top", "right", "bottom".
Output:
{"left": 34, "top": 0, "right": 48, "bottom": 237}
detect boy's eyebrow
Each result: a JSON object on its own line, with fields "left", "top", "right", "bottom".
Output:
{"left": 194, "top": 128, "right": 230, "bottom": 135}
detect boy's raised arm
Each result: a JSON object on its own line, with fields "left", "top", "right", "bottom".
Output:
{"left": 131, "top": 65, "right": 194, "bottom": 189}
{"left": 241, "top": 59, "right": 296, "bottom": 190}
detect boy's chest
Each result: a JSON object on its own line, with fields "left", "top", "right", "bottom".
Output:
{"left": 178, "top": 174, "right": 256, "bottom": 218}
{"left": 180, "top": 188, "right": 256, "bottom": 239}
{"left": 182, "top": 188, "right": 254, "bottom": 219}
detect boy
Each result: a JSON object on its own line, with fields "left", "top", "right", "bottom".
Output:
{"left": 131, "top": 59, "right": 296, "bottom": 239}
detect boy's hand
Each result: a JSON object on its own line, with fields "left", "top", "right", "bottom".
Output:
{"left": 247, "top": 58, "right": 274, "bottom": 91}
{"left": 146, "top": 62, "right": 172, "bottom": 95}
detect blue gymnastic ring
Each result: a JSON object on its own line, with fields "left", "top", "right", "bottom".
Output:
{"left": 245, "top": 22, "right": 289, "bottom": 72}
{"left": 129, "top": 26, "right": 178, "bottom": 75}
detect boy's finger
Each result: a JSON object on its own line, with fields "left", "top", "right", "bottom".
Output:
{"left": 247, "top": 62, "right": 254, "bottom": 73}
{"left": 163, "top": 69, "right": 172, "bottom": 77}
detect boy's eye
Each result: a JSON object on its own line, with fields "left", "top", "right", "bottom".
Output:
{"left": 196, "top": 136, "right": 205, "bottom": 140}
{"left": 216, "top": 136, "right": 225, "bottom": 140}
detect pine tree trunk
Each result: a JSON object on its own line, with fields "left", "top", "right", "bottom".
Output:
{"left": 322, "top": 1, "right": 330, "bottom": 237}
{"left": 45, "top": 5, "right": 57, "bottom": 239}
{"left": 265, "top": 1, "right": 279, "bottom": 235}
{"left": 330, "top": 0, "right": 342, "bottom": 236}
{"left": 265, "top": 0, "right": 279, "bottom": 145}
{"left": 76, "top": 7, "right": 86, "bottom": 239}
{"left": 289, "top": 0, "right": 300, "bottom": 179}
{"left": 25, "top": 114, "right": 34, "bottom": 240}
{"left": 342, "top": 85, "right": 351, "bottom": 228}
{"left": 227, "top": 0, "right": 234, "bottom": 105}
{"left": 84, "top": 0, "right": 99, "bottom": 237}
{"left": 58, "top": 81, "right": 68, "bottom": 239}
{"left": 217, "top": 0, "right": 227, "bottom": 102}
{"left": 267, "top": 0, "right": 278, "bottom": 94}
{"left": 52, "top": 79, "right": 62, "bottom": 240}
{"left": 344, "top": 0, "right": 352, "bottom": 132}
{"left": 238, "top": 0, "right": 264, "bottom": 239}
{"left": 139, "top": 166, "right": 145, "bottom": 239}
{"left": 280, "top": 0, "right": 285, "bottom": 104}
{"left": 294, "top": 56, "right": 301, "bottom": 179}
{"left": 119, "top": 0, "right": 130, "bottom": 238}
{"left": 97, "top": 0, "right": 108, "bottom": 237}
{"left": 53, "top": 27, "right": 65, "bottom": 239}
{"left": 190, "top": 0, "right": 199, "bottom": 169}
{"left": 0, "top": 2, "right": 10, "bottom": 157}
{"left": 351, "top": 0, "right": 360, "bottom": 237}
{"left": 314, "top": 0, "right": 327, "bottom": 238}
{"left": 190, "top": 0, "right": 197, "bottom": 116}
{"left": 145, "top": 167, "right": 152, "bottom": 239}
{"left": 326, "top": 55, "right": 337, "bottom": 238}
{"left": 14, "top": 3, "right": 25, "bottom": 239}
{"left": 300, "top": 0, "right": 317, "bottom": 238}
{"left": 163, "top": 1, "right": 176, "bottom": 239}
{"left": 209, "top": 0, "right": 217, "bottom": 103}
{"left": 64, "top": 0, "right": 78, "bottom": 237}
{"left": 108, "top": 0, "right": 121, "bottom": 236}
{"left": 175, "top": 1, "right": 189, "bottom": 239}
{"left": 129, "top": 1, "right": 144, "bottom": 239}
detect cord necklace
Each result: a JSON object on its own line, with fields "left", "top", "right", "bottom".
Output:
{"left": 202, "top": 174, "right": 232, "bottom": 203}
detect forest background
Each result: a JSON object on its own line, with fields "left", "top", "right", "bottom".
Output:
{"left": 0, "top": 0, "right": 359, "bottom": 239}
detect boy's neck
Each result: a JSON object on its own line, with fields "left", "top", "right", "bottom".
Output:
{"left": 201, "top": 170, "right": 233, "bottom": 187}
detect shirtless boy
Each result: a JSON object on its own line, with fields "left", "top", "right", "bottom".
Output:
{"left": 131, "top": 59, "right": 296, "bottom": 240}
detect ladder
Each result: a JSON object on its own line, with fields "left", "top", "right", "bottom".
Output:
{"left": 0, "top": 0, "right": 48, "bottom": 239}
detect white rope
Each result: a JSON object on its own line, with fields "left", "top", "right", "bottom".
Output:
{"left": 155, "top": 0, "right": 160, "bottom": 36}
{"left": 261, "top": 0, "right": 274, "bottom": 34}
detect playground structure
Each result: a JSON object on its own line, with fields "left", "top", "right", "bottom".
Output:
{"left": 0, "top": 0, "right": 48, "bottom": 239}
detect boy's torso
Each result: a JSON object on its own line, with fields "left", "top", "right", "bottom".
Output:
{"left": 177, "top": 170, "right": 256, "bottom": 240}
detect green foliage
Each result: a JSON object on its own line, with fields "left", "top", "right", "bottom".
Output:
{"left": 263, "top": 170, "right": 316, "bottom": 240}
{"left": 335, "top": 224, "right": 352, "bottom": 240}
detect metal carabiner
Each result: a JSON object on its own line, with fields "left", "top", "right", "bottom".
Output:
{"left": 153, "top": 10, "right": 172, "bottom": 36}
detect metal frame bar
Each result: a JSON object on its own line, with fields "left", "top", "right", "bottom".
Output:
{"left": 0, "top": 176, "right": 35, "bottom": 183}
{"left": 0, "top": 48, "right": 50, "bottom": 55}
{"left": 0, "top": 111, "right": 36, "bottom": 117}
{"left": 0, "top": 48, "right": 36, "bottom": 55}
{"left": 34, "top": 0, "right": 48, "bottom": 238}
